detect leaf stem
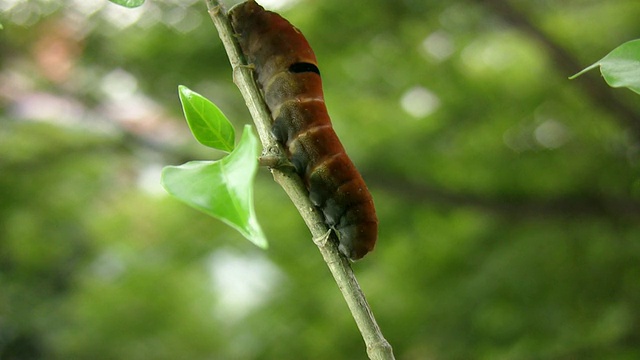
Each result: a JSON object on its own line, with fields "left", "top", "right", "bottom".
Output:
{"left": 205, "top": 1, "right": 394, "bottom": 359}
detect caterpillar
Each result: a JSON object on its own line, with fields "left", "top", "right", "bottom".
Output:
{"left": 229, "top": 0, "right": 377, "bottom": 260}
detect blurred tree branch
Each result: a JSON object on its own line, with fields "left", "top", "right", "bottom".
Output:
{"left": 475, "top": 0, "right": 640, "bottom": 139}
{"left": 366, "top": 171, "right": 640, "bottom": 219}
{"left": 5, "top": 123, "right": 638, "bottom": 220}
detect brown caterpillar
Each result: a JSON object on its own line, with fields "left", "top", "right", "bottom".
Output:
{"left": 229, "top": 0, "right": 377, "bottom": 260}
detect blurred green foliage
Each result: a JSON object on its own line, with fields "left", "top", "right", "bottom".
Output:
{"left": 1, "top": 0, "right": 640, "bottom": 359}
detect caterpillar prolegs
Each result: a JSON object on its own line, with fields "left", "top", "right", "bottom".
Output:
{"left": 229, "top": 0, "right": 377, "bottom": 260}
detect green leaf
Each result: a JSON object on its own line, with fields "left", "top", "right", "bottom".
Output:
{"left": 161, "top": 125, "right": 267, "bottom": 249}
{"left": 107, "top": 0, "right": 145, "bottom": 8}
{"left": 570, "top": 39, "right": 640, "bottom": 95}
{"left": 178, "top": 85, "right": 235, "bottom": 152}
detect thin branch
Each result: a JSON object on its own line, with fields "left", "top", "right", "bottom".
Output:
{"left": 205, "top": 1, "right": 394, "bottom": 359}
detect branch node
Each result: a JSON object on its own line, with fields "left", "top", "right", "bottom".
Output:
{"left": 207, "top": 2, "right": 221, "bottom": 16}
{"left": 237, "top": 63, "right": 255, "bottom": 70}
{"left": 258, "top": 154, "right": 294, "bottom": 169}
{"left": 313, "top": 229, "right": 332, "bottom": 247}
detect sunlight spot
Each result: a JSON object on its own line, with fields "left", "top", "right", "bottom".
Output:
{"left": 102, "top": 1, "right": 144, "bottom": 29}
{"left": 259, "top": 0, "right": 300, "bottom": 11}
{"left": 461, "top": 38, "right": 513, "bottom": 73}
{"left": 137, "top": 163, "right": 166, "bottom": 197}
{"left": 101, "top": 68, "right": 139, "bottom": 101}
{"left": 70, "top": 0, "right": 104, "bottom": 17}
{"left": 400, "top": 86, "right": 440, "bottom": 118}
{"left": 164, "top": 6, "right": 202, "bottom": 33}
{"left": 534, "top": 119, "right": 569, "bottom": 149}
{"left": 136, "top": 2, "right": 162, "bottom": 29}
{"left": 208, "top": 250, "right": 283, "bottom": 321}
{"left": 422, "top": 31, "right": 454, "bottom": 61}
{"left": 5, "top": 1, "right": 42, "bottom": 26}
{"left": 11, "top": 92, "right": 85, "bottom": 125}
{"left": 0, "top": 0, "right": 22, "bottom": 11}
{"left": 166, "top": 0, "right": 200, "bottom": 5}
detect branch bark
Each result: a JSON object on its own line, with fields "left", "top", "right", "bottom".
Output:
{"left": 205, "top": 1, "right": 394, "bottom": 359}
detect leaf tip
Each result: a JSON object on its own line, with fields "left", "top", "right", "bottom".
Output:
{"left": 251, "top": 234, "right": 269, "bottom": 249}
{"left": 178, "top": 85, "right": 192, "bottom": 100}
{"left": 569, "top": 62, "right": 600, "bottom": 80}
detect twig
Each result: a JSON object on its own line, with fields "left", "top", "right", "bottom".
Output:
{"left": 205, "top": 1, "right": 394, "bottom": 359}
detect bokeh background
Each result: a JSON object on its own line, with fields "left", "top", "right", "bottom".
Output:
{"left": 2, "top": 0, "right": 640, "bottom": 358}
